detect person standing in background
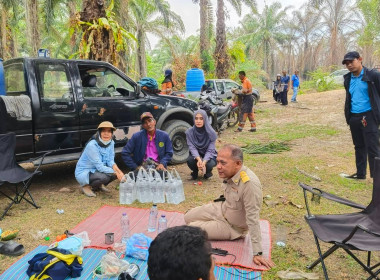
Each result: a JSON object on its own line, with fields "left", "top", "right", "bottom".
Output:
{"left": 233, "top": 71, "right": 256, "bottom": 132}
{"left": 291, "top": 70, "right": 300, "bottom": 103}
{"left": 342, "top": 51, "right": 380, "bottom": 180}
{"left": 161, "top": 69, "right": 174, "bottom": 95}
{"left": 280, "top": 70, "right": 290, "bottom": 105}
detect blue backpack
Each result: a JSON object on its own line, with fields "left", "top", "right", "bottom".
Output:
{"left": 138, "top": 77, "right": 158, "bottom": 90}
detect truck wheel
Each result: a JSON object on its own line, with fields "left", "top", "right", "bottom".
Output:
{"left": 162, "top": 120, "right": 191, "bottom": 164}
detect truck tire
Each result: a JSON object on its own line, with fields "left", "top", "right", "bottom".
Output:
{"left": 162, "top": 120, "right": 191, "bottom": 164}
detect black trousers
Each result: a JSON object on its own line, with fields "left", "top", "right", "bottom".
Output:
{"left": 280, "top": 90, "right": 288, "bottom": 105}
{"left": 187, "top": 156, "right": 216, "bottom": 177}
{"left": 349, "top": 111, "right": 380, "bottom": 178}
{"left": 89, "top": 172, "right": 116, "bottom": 190}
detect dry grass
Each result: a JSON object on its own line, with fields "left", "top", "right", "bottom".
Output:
{"left": 0, "top": 89, "right": 377, "bottom": 279}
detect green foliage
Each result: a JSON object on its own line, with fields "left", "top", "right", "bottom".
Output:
{"left": 242, "top": 141, "right": 291, "bottom": 154}
{"left": 303, "top": 68, "right": 342, "bottom": 92}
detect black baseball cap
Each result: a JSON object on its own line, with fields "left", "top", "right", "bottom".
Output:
{"left": 342, "top": 51, "right": 360, "bottom": 64}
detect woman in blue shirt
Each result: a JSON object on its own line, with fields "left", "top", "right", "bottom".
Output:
{"left": 75, "top": 121, "right": 124, "bottom": 197}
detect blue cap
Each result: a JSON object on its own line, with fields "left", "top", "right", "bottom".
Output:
{"left": 164, "top": 69, "right": 172, "bottom": 76}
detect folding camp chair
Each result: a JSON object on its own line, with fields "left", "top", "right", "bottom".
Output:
{"left": 0, "top": 132, "right": 50, "bottom": 220}
{"left": 299, "top": 157, "right": 380, "bottom": 280}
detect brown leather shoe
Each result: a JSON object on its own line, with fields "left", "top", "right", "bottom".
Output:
{"left": 100, "top": 186, "right": 111, "bottom": 192}
{"left": 82, "top": 185, "right": 96, "bottom": 197}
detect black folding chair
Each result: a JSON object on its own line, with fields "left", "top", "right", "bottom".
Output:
{"left": 0, "top": 132, "right": 50, "bottom": 220}
{"left": 299, "top": 157, "right": 380, "bottom": 280}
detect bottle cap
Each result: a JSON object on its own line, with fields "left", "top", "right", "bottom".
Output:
{"left": 153, "top": 204, "right": 157, "bottom": 207}
{"left": 161, "top": 215, "right": 166, "bottom": 217}
{"left": 122, "top": 212, "right": 127, "bottom": 216}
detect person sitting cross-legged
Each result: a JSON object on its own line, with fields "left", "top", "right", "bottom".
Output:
{"left": 184, "top": 144, "right": 275, "bottom": 269}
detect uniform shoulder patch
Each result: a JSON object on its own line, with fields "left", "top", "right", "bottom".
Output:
{"left": 240, "top": 171, "right": 250, "bottom": 183}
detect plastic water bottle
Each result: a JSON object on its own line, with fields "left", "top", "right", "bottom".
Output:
{"left": 121, "top": 213, "right": 130, "bottom": 243}
{"left": 119, "top": 181, "right": 126, "bottom": 204}
{"left": 147, "top": 204, "right": 158, "bottom": 232}
{"left": 123, "top": 172, "right": 136, "bottom": 204}
{"left": 157, "top": 215, "right": 167, "bottom": 234}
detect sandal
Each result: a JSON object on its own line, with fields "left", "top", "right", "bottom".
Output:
{"left": 0, "top": 241, "right": 25, "bottom": 256}
{"left": 277, "top": 268, "right": 319, "bottom": 279}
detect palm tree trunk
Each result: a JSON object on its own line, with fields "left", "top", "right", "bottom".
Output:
{"left": 137, "top": 29, "right": 147, "bottom": 79}
{"left": 200, "top": 0, "right": 209, "bottom": 53}
{"left": 25, "top": 0, "right": 41, "bottom": 56}
{"left": 214, "top": 0, "right": 229, "bottom": 78}
{"left": 68, "top": 0, "right": 77, "bottom": 47}
{"left": 0, "top": 4, "right": 7, "bottom": 59}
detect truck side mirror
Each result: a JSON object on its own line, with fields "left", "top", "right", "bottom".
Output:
{"left": 221, "top": 90, "right": 225, "bottom": 95}
{"left": 132, "top": 84, "right": 140, "bottom": 98}
{"left": 227, "top": 96, "right": 232, "bottom": 100}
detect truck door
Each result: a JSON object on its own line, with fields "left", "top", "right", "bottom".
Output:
{"left": 75, "top": 64, "right": 150, "bottom": 148}
{"left": 2, "top": 61, "right": 33, "bottom": 158}
{"left": 33, "top": 61, "right": 81, "bottom": 153}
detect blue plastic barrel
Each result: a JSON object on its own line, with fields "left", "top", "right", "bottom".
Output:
{"left": 186, "top": 68, "right": 205, "bottom": 91}
{"left": 0, "top": 59, "right": 5, "bottom": 95}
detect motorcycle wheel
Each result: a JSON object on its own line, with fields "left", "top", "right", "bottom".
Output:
{"left": 227, "top": 109, "right": 239, "bottom": 127}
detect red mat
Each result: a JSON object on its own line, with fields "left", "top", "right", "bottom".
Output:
{"left": 71, "top": 205, "right": 272, "bottom": 271}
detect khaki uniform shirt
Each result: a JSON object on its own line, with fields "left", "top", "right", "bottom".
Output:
{"left": 221, "top": 165, "right": 263, "bottom": 254}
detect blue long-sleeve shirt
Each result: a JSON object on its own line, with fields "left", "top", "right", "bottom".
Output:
{"left": 121, "top": 129, "right": 173, "bottom": 170}
{"left": 75, "top": 140, "right": 115, "bottom": 186}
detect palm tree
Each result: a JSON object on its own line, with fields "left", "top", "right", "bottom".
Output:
{"left": 237, "top": 2, "right": 287, "bottom": 78}
{"left": 310, "top": 0, "right": 359, "bottom": 66}
{"left": 290, "top": 4, "right": 323, "bottom": 75}
{"left": 25, "top": 0, "right": 41, "bottom": 56}
{"left": 214, "top": 0, "right": 256, "bottom": 78}
{"left": 192, "top": 0, "right": 213, "bottom": 71}
{"left": 128, "top": 0, "right": 184, "bottom": 78}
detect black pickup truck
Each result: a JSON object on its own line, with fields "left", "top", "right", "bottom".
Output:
{"left": 0, "top": 57, "right": 198, "bottom": 165}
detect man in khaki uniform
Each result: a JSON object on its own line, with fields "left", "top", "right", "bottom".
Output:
{"left": 184, "top": 144, "right": 274, "bottom": 269}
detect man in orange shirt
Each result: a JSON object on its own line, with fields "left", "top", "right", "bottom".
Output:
{"left": 233, "top": 71, "right": 256, "bottom": 132}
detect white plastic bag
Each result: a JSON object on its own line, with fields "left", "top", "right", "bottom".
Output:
{"left": 97, "top": 251, "right": 130, "bottom": 277}
{"left": 136, "top": 167, "right": 152, "bottom": 203}
{"left": 56, "top": 231, "right": 91, "bottom": 256}
{"left": 149, "top": 169, "right": 165, "bottom": 204}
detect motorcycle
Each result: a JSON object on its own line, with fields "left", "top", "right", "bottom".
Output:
{"left": 198, "top": 90, "right": 238, "bottom": 133}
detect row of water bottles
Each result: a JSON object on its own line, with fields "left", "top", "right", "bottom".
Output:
{"left": 119, "top": 168, "right": 185, "bottom": 205}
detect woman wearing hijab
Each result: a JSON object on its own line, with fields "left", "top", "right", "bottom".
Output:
{"left": 75, "top": 121, "right": 124, "bottom": 197}
{"left": 185, "top": 110, "right": 218, "bottom": 180}
{"left": 273, "top": 74, "right": 282, "bottom": 103}
{"left": 161, "top": 69, "right": 174, "bottom": 95}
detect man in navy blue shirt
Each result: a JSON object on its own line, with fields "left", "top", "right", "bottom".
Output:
{"left": 343, "top": 51, "right": 380, "bottom": 179}
{"left": 280, "top": 70, "right": 290, "bottom": 105}
{"left": 291, "top": 70, "right": 300, "bottom": 102}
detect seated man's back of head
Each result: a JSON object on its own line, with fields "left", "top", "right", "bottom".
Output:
{"left": 148, "top": 225, "right": 216, "bottom": 280}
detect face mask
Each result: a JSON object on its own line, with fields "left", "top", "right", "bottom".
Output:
{"left": 99, "top": 137, "right": 111, "bottom": 146}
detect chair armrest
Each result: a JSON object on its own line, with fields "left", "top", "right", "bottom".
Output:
{"left": 299, "top": 182, "right": 365, "bottom": 210}
{"left": 342, "top": 224, "right": 380, "bottom": 244}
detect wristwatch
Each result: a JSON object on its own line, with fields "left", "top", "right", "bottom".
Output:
{"left": 254, "top": 252, "right": 263, "bottom": 256}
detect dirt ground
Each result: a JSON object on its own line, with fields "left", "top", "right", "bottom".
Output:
{"left": 0, "top": 89, "right": 377, "bottom": 279}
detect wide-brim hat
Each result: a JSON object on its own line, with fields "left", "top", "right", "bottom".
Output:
{"left": 97, "top": 121, "right": 116, "bottom": 131}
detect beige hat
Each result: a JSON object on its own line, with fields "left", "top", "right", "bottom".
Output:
{"left": 97, "top": 121, "right": 116, "bottom": 131}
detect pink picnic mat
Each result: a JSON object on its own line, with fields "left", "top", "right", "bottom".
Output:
{"left": 71, "top": 205, "right": 272, "bottom": 271}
